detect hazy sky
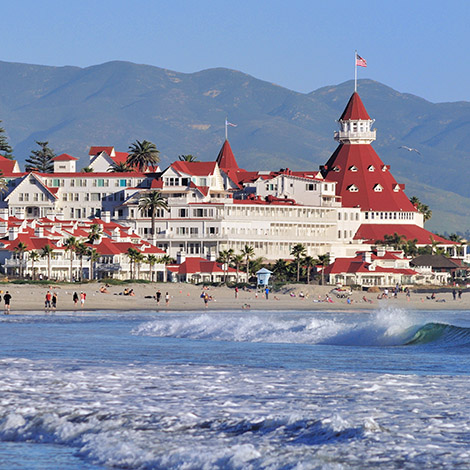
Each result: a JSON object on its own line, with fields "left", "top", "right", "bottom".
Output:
{"left": 3, "top": 0, "right": 469, "bottom": 103}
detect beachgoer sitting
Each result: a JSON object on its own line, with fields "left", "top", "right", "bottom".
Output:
{"left": 123, "top": 288, "right": 130, "bottom": 296}
{"left": 129, "top": 289, "right": 135, "bottom": 297}
{"left": 99, "top": 286, "right": 108, "bottom": 293}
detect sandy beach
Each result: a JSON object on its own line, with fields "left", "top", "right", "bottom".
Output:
{"left": 0, "top": 282, "right": 467, "bottom": 313}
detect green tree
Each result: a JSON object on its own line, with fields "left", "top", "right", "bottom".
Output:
{"left": 25, "top": 141, "right": 55, "bottom": 173}
{"left": 178, "top": 154, "right": 198, "bottom": 162}
{"left": 13, "top": 241, "right": 28, "bottom": 278}
{"left": 402, "top": 238, "right": 419, "bottom": 257}
{"left": 108, "top": 161, "right": 131, "bottom": 172}
{"left": 138, "top": 191, "right": 169, "bottom": 238}
{"left": 158, "top": 254, "right": 173, "bottom": 283}
{"left": 64, "top": 236, "right": 79, "bottom": 281}
{"left": 376, "top": 232, "right": 406, "bottom": 250}
{"left": 0, "top": 121, "right": 13, "bottom": 159}
{"left": 410, "top": 196, "right": 432, "bottom": 222}
{"left": 87, "top": 223, "right": 103, "bottom": 244}
{"left": 87, "top": 247, "right": 100, "bottom": 280}
{"left": 146, "top": 254, "right": 158, "bottom": 282}
{"left": 41, "top": 244, "right": 53, "bottom": 279}
{"left": 303, "top": 255, "right": 316, "bottom": 284}
{"left": 75, "top": 242, "right": 89, "bottom": 281}
{"left": 231, "top": 253, "right": 245, "bottom": 284}
{"left": 290, "top": 243, "right": 306, "bottom": 282}
{"left": 29, "top": 250, "right": 40, "bottom": 280}
{"left": 317, "top": 254, "right": 330, "bottom": 286}
{"left": 127, "top": 140, "right": 160, "bottom": 172}
{"left": 241, "top": 245, "right": 255, "bottom": 280}
{"left": 249, "top": 257, "right": 265, "bottom": 276}
{"left": 126, "top": 247, "right": 140, "bottom": 280}
{"left": 82, "top": 167, "right": 94, "bottom": 173}
{"left": 217, "top": 249, "right": 234, "bottom": 284}
{"left": 273, "top": 258, "right": 288, "bottom": 282}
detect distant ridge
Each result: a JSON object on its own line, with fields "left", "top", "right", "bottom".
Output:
{"left": 0, "top": 60, "right": 469, "bottom": 233}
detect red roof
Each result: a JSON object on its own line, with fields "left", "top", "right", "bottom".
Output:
{"left": 322, "top": 144, "right": 416, "bottom": 212}
{"left": 171, "top": 161, "right": 217, "bottom": 176}
{"left": 339, "top": 92, "right": 371, "bottom": 120}
{"left": 216, "top": 139, "right": 239, "bottom": 171}
{"left": 89, "top": 146, "right": 114, "bottom": 156}
{"left": 113, "top": 151, "right": 128, "bottom": 164}
{"left": 0, "top": 156, "right": 18, "bottom": 176}
{"left": 172, "top": 257, "right": 237, "bottom": 275}
{"left": 52, "top": 153, "right": 78, "bottom": 161}
{"left": 353, "top": 224, "right": 455, "bottom": 245}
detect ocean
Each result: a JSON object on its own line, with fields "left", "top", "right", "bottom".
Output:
{"left": 0, "top": 307, "right": 469, "bottom": 469}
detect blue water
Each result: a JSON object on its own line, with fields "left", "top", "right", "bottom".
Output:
{"left": 1, "top": 307, "right": 470, "bottom": 469}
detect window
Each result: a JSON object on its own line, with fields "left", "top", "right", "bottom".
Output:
{"left": 349, "top": 166, "right": 358, "bottom": 172}
{"left": 306, "top": 183, "right": 316, "bottom": 191}
{"left": 347, "top": 184, "right": 359, "bottom": 192}
{"left": 119, "top": 179, "right": 127, "bottom": 187}
{"left": 179, "top": 208, "right": 188, "bottom": 217}
{"left": 368, "top": 165, "right": 375, "bottom": 172}
{"left": 91, "top": 193, "right": 101, "bottom": 201}
{"left": 199, "top": 178, "right": 207, "bottom": 186}
{"left": 333, "top": 166, "right": 341, "bottom": 172}
{"left": 373, "top": 184, "right": 383, "bottom": 192}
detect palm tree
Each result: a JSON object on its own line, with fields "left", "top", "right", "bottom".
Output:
{"left": 64, "top": 236, "right": 79, "bottom": 281}
{"left": 87, "top": 247, "right": 100, "bottom": 280}
{"left": 41, "top": 244, "right": 53, "bottom": 280}
{"left": 108, "top": 161, "right": 131, "bottom": 172}
{"left": 138, "top": 191, "right": 168, "bottom": 238}
{"left": 147, "top": 254, "right": 158, "bottom": 282}
{"left": 29, "top": 250, "right": 40, "bottom": 280}
{"left": 250, "top": 257, "right": 265, "bottom": 276}
{"left": 241, "top": 245, "right": 255, "bottom": 281}
{"left": 82, "top": 167, "right": 94, "bottom": 173}
{"left": 410, "top": 196, "right": 432, "bottom": 222}
{"left": 126, "top": 140, "right": 160, "bottom": 172}
{"left": 232, "top": 254, "right": 245, "bottom": 284}
{"left": 126, "top": 247, "right": 140, "bottom": 280}
{"left": 178, "top": 154, "right": 198, "bottom": 162}
{"left": 217, "top": 249, "right": 234, "bottom": 283}
{"left": 273, "top": 258, "right": 288, "bottom": 282}
{"left": 303, "top": 255, "right": 315, "bottom": 284}
{"left": 13, "top": 242, "right": 28, "bottom": 278}
{"left": 158, "top": 254, "right": 173, "bottom": 282}
{"left": 403, "top": 238, "right": 419, "bottom": 257}
{"left": 290, "top": 243, "right": 306, "bottom": 282}
{"left": 134, "top": 252, "right": 145, "bottom": 280}
{"left": 317, "top": 254, "right": 330, "bottom": 286}
{"left": 87, "top": 223, "right": 103, "bottom": 244}
{"left": 75, "top": 242, "right": 89, "bottom": 281}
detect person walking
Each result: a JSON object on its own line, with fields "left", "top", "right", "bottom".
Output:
{"left": 235, "top": 287, "right": 239, "bottom": 299}
{"left": 3, "top": 291, "right": 11, "bottom": 314}
{"left": 73, "top": 292, "right": 79, "bottom": 306}
{"left": 156, "top": 290, "right": 161, "bottom": 305}
{"left": 203, "top": 292, "right": 209, "bottom": 309}
{"left": 165, "top": 292, "right": 170, "bottom": 306}
{"left": 52, "top": 292, "right": 58, "bottom": 309}
{"left": 80, "top": 291, "right": 86, "bottom": 307}
{"left": 265, "top": 286, "right": 269, "bottom": 300}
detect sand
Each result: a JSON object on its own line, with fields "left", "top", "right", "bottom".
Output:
{"left": 0, "top": 282, "right": 467, "bottom": 313}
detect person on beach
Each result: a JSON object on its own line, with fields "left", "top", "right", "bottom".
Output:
{"left": 156, "top": 290, "right": 161, "bottom": 305}
{"left": 3, "top": 291, "right": 11, "bottom": 314}
{"left": 165, "top": 292, "right": 170, "bottom": 306}
{"left": 80, "top": 291, "right": 86, "bottom": 307}
{"left": 73, "top": 292, "right": 79, "bottom": 306}
{"left": 45, "top": 291, "right": 52, "bottom": 309}
{"left": 452, "top": 289, "right": 457, "bottom": 300}
{"left": 203, "top": 292, "right": 209, "bottom": 308}
{"left": 235, "top": 287, "right": 239, "bottom": 299}
{"left": 458, "top": 289, "right": 462, "bottom": 299}
{"left": 265, "top": 286, "right": 269, "bottom": 300}
{"left": 52, "top": 292, "right": 57, "bottom": 309}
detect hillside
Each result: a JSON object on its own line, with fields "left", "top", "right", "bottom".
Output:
{"left": 0, "top": 60, "right": 468, "bottom": 233}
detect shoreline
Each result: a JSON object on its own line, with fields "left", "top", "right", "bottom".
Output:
{"left": 0, "top": 282, "right": 468, "bottom": 314}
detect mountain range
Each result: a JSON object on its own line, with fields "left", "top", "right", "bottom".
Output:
{"left": 0, "top": 59, "right": 468, "bottom": 234}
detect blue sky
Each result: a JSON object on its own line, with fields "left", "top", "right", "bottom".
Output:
{"left": 4, "top": 0, "right": 469, "bottom": 102}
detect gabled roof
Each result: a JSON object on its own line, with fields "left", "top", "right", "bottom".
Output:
{"left": 171, "top": 161, "right": 217, "bottom": 176}
{"left": 52, "top": 153, "right": 78, "bottom": 161}
{"left": 322, "top": 144, "right": 416, "bottom": 211}
{"left": 339, "top": 92, "right": 371, "bottom": 120}
{"left": 353, "top": 224, "right": 455, "bottom": 246}
{"left": 89, "top": 146, "right": 115, "bottom": 156}
{"left": 0, "top": 155, "right": 20, "bottom": 176}
{"left": 216, "top": 139, "right": 239, "bottom": 171}
{"left": 410, "top": 254, "right": 461, "bottom": 269}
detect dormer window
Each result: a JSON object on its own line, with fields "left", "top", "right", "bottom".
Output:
{"left": 382, "top": 165, "right": 388, "bottom": 172}
{"left": 347, "top": 184, "right": 359, "bottom": 192}
{"left": 373, "top": 184, "right": 383, "bottom": 192}
{"left": 333, "top": 166, "right": 341, "bottom": 172}
{"left": 393, "top": 184, "right": 400, "bottom": 193}
{"left": 349, "top": 165, "right": 358, "bottom": 172}
{"left": 368, "top": 165, "right": 375, "bottom": 172}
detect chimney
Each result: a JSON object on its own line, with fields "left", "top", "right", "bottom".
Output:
{"left": 8, "top": 227, "right": 18, "bottom": 240}
{"left": 34, "top": 227, "right": 44, "bottom": 238}
{"left": 111, "top": 227, "right": 120, "bottom": 242}
{"left": 102, "top": 211, "right": 111, "bottom": 223}
{"left": 177, "top": 251, "right": 186, "bottom": 264}
{"left": 362, "top": 252, "right": 372, "bottom": 264}
{"left": 377, "top": 246, "right": 386, "bottom": 257}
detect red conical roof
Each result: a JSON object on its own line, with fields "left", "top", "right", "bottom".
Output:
{"left": 322, "top": 144, "right": 416, "bottom": 212}
{"left": 339, "top": 92, "right": 371, "bottom": 121}
{"left": 216, "top": 139, "right": 239, "bottom": 171}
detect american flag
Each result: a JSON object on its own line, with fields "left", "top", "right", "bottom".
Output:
{"left": 225, "top": 120, "right": 237, "bottom": 127}
{"left": 356, "top": 54, "right": 367, "bottom": 67}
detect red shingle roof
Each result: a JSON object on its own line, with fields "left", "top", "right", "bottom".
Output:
{"left": 52, "top": 153, "right": 78, "bottom": 161}
{"left": 339, "top": 92, "right": 371, "bottom": 120}
{"left": 171, "top": 161, "right": 217, "bottom": 176}
{"left": 216, "top": 139, "right": 239, "bottom": 171}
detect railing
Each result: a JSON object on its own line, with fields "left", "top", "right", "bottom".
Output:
{"left": 334, "top": 130, "right": 376, "bottom": 140}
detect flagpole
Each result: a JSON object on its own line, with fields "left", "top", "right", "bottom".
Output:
{"left": 225, "top": 117, "right": 228, "bottom": 140}
{"left": 354, "top": 50, "right": 357, "bottom": 92}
